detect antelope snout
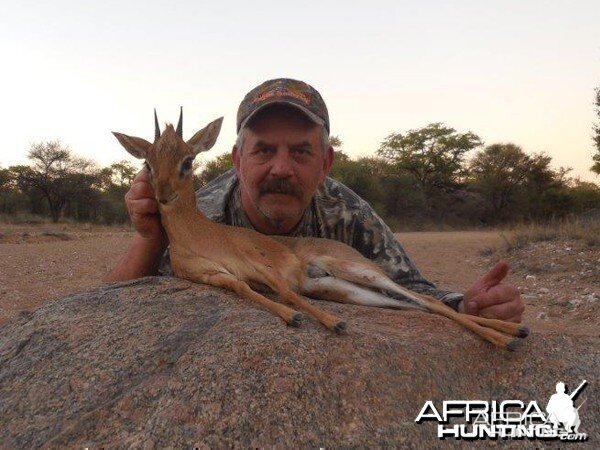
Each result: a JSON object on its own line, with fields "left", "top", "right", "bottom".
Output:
{"left": 156, "top": 182, "right": 178, "bottom": 205}
{"left": 158, "top": 193, "right": 179, "bottom": 205}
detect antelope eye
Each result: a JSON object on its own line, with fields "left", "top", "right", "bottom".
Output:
{"left": 180, "top": 157, "right": 193, "bottom": 177}
{"left": 143, "top": 161, "right": 152, "bottom": 175}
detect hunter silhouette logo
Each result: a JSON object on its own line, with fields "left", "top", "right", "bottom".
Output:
{"left": 546, "top": 380, "right": 586, "bottom": 434}
{"left": 415, "top": 379, "right": 589, "bottom": 441}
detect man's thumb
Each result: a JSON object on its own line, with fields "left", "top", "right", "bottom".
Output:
{"left": 480, "top": 260, "right": 510, "bottom": 289}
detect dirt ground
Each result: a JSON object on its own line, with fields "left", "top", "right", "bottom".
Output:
{"left": 0, "top": 222, "right": 598, "bottom": 336}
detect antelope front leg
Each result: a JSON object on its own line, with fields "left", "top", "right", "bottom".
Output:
{"left": 201, "top": 272, "right": 303, "bottom": 327}
{"left": 256, "top": 268, "right": 347, "bottom": 333}
{"left": 279, "top": 289, "right": 348, "bottom": 333}
{"left": 281, "top": 289, "right": 348, "bottom": 333}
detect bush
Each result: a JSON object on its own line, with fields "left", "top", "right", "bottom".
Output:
{"left": 501, "top": 217, "right": 600, "bottom": 251}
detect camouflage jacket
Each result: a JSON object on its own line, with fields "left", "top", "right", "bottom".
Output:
{"left": 159, "top": 169, "right": 464, "bottom": 310}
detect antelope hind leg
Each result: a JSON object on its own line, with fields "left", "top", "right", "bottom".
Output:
{"left": 303, "top": 276, "right": 518, "bottom": 350}
{"left": 467, "top": 315, "right": 530, "bottom": 338}
{"left": 302, "top": 276, "right": 427, "bottom": 311}
{"left": 315, "top": 257, "right": 528, "bottom": 340}
{"left": 314, "top": 256, "right": 430, "bottom": 308}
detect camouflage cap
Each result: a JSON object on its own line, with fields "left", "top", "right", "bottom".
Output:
{"left": 236, "top": 78, "right": 330, "bottom": 134}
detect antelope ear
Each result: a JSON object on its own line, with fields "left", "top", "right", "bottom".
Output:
{"left": 112, "top": 132, "right": 152, "bottom": 159}
{"left": 187, "top": 117, "right": 223, "bottom": 155}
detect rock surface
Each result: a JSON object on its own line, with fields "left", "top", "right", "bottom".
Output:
{"left": 0, "top": 277, "right": 598, "bottom": 447}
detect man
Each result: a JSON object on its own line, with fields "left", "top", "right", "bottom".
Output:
{"left": 106, "top": 78, "right": 524, "bottom": 322}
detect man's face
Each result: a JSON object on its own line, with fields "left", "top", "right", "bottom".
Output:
{"left": 232, "top": 107, "right": 333, "bottom": 234}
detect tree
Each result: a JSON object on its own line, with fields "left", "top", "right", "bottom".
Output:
{"left": 331, "top": 156, "right": 387, "bottom": 214}
{"left": 95, "top": 160, "right": 138, "bottom": 224}
{"left": 469, "top": 143, "right": 567, "bottom": 222}
{"left": 195, "top": 154, "right": 233, "bottom": 188}
{"left": 11, "top": 164, "right": 50, "bottom": 215}
{"left": 522, "top": 154, "right": 570, "bottom": 220}
{"left": 592, "top": 86, "right": 600, "bottom": 175}
{"left": 567, "top": 180, "right": 600, "bottom": 213}
{"left": 469, "top": 143, "right": 534, "bottom": 220}
{"left": 377, "top": 123, "right": 483, "bottom": 196}
{"left": 329, "top": 135, "right": 342, "bottom": 149}
{"left": 0, "top": 168, "right": 12, "bottom": 192}
{"left": 17, "top": 141, "right": 97, "bottom": 222}
{"left": 63, "top": 171, "right": 104, "bottom": 221}
{"left": 100, "top": 160, "right": 137, "bottom": 189}
{"left": 0, "top": 167, "right": 17, "bottom": 213}
{"left": 327, "top": 137, "right": 389, "bottom": 214}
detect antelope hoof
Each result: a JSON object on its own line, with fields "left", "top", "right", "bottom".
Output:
{"left": 506, "top": 339, "right": 522, "bottom": 352}
{"left": 290, "top": 313, "right": 303, "bottom": 327}
{"left": 517, "top": 326, "right": 530, "bottom": 338}
{"left": 334, "top": 321, "right": 348, "bottom": 334}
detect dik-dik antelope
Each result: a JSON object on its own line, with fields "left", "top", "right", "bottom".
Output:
{"left": 113, "top": 109, "right": 529, "bottom": 351}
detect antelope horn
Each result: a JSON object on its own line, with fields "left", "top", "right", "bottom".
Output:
{"left": 154, "top": 108, "right": 161, "bottom": 141}
{"left": 176, "top": 106, "right": 183, "bottom": 138}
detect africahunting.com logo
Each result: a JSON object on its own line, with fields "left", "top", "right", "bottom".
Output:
{"left": 415, "top": 380, "right": 589, "bottom": 441}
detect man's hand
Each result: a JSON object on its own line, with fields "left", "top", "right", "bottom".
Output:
{"left": 103, "top": 167, "right": 168, "bottom": 282}
{"left": 125, "top": 167, "right": 166, "bottom": 244}
{"left": 460, "top": 260, "right": 525, "bottom": 323}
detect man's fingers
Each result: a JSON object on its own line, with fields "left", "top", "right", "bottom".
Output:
{"left": 473, "top": 285, "right": 519, "bottom": 310}
{"left": 479, "top": 260, "right": 510, "bottom": 289}
{"left": 479, "top": 300, "right": 525, "bottom": 322}
{"left": 505, "top": 314, "right": 523, "bottom": 323}
{"left": 463, "top": 261, "right": 511, "bottom": 308}
{"left": 464, "top": 261, "right": 525, "bottom": 321}
{"left": 129, "top": 198, "right": 159, "bottom": 215}
{"left": 128, "top": 180, "right": 155, "bottom": 200}
{"left": 133, "top": 166, "right": 151, "bottom": 183}
{"left": 463, "top": 295, "right": 482, "bottom": 315}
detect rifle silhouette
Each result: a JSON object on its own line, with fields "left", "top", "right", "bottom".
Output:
{"left": 569, "top": 380, "right": 587, "bottom": 400}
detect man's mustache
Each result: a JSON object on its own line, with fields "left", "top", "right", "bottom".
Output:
{"left": 259, "top": 178, "right": 303, "bottom": 199}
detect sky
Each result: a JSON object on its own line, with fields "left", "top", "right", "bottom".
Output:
{"left": 1, "top": 0, "right": 599, "bottom": 182}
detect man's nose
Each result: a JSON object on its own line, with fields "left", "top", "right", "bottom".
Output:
{"left": 269, "top": 150, "right": 294, "bottom": 177}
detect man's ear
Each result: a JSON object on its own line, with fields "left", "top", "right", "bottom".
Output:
{"left": 232, "top": 145, "right": 241, "bottom": 173}
{"left": 112, "top": 132, "right": 152, "bottom": 159}
{"left": 187, "top": 117, "right": 224, "bottom": 155}
{"left": 320, "top": 145, "right": 334, "bottom": 184}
